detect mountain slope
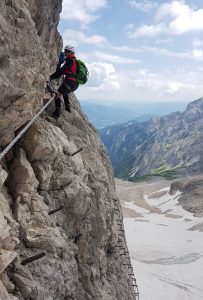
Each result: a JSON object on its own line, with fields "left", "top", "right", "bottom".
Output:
{"left": 100, "top": 98, "right": 203, "bottom": 180}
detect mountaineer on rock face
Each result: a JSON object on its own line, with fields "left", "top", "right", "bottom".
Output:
{"left": 50, "top": 45, "right": 79, "bottom": 118}
{"left": 49, "top": 45, "right": 88, "bottom": 119}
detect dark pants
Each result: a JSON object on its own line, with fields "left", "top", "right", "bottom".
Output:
{"left": 55, "top": 80, "right": 79, "bottom": 109}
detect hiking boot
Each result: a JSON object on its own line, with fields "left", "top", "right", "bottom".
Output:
{"left": 65, "top": 104, "right": 71, "bottom": 113}
{"left": 52, "top": 107, "right": 61, "bottom": 118}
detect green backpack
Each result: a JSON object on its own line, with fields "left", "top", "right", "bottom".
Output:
{"left": 75, "top": 60, "right": 89, "bottom": 85}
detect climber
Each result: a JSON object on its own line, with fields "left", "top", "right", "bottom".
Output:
{"left": 54, "top": 51, "right": 67, "bottom": 113}
{"left": 49, "top": 45, "right": 79, "bottom": 118}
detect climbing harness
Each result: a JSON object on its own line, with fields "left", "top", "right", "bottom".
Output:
{"left": 0, "top": 82, "right": 56, "bottom": 161}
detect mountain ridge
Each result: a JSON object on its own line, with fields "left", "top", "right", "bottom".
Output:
{"left": 100, "top": 97, "right": 203, "bottom": 181}
{"left": 81, "top": 100, "right": 188, "bottom": 128}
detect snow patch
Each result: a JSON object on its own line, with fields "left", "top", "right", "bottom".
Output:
{"left": 123, "top": 185, "right": 203, "bottom": 300}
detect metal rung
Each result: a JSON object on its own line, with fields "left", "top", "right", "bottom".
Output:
{"left": 48, "top": 205, "right": 64, "bottom": 215}
{"left": 21, "top": 252, "right": 46, "bottom": 265}
{"left": 70, "top": 147, "right": 83, "bottom": 157}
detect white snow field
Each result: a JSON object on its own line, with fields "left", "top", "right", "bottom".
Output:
{"left": 116, "top": 180, "right": 203, "bottom": 300}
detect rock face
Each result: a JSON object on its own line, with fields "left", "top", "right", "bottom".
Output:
{"left": 100, "top": 98, "right": 203, "bottom": 181}
{"left": 170, "top": 175, "right": 203, "bottom": 217}
{"left": 0, "top": 0, "right": 62, "bottom": 146}
{"left": 0, "top": 1, "right": 136, "bottom": 300}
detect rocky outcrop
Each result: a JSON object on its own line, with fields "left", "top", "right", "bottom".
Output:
{"left": 0, "top": 103, "right": 136, "bottom": 299}
{"left": 0, "top": 0, "right": 61, "bottom": 146}
{"left": 100, "top": 98, "right": 203, "bottom": 181}
{"left": 0, "top": 1, "right": 136, "bottom": 299}
{"left": 170, "top": 175, "right": 203, "bottom": 217}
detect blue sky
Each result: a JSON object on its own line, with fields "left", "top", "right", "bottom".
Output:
{"left": 59, "top": 0, "right": 203, "bottom": 104}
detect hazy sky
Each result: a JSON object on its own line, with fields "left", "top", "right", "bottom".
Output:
{"left": 59, "top": 0, "right": 203, "bottom": 104}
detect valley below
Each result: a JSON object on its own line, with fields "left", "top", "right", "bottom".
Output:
{"left": 116, "top": 178, "right": 203, "bottom": 300}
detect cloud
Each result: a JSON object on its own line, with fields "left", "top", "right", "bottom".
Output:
{"left": 128, "top": 1, "right": 203, "bottom": 38}
{"left": 78, "top": 42, "right": 203, "bottom": 69}
{"left": 128, "top": 24, "right": 164, "bottom": 38}
{"left": 109, "top": 44, "right": 191, "bottom": 60}
{"left": 131, "top": 69, "right": 165, "bottom": 93}
{"left": 62, "top": 29, "right": 110, "bottom": 47}
{"left": 86, "top": 62, "right": 120, "bottom": 91}
{"left": 155, "top": 38, "right": 174, "bottom": 46}
{"left": 192, "top": 39, "right": 203, "bottom": 47}
{"left": 166, "top": 82, "right": 183, "bottom": 94}
{"left": 137, "top": 46, "right": 189, "bottom": 59}
{"left": 94, "top": 51, "right": 140, "bottom": 64}
{"left": 74, "top": 50, "right": 140, "bottom": 65}
{"left": 192, "top": 50, "right": 203, "bottom": 60}
{"left": 140, "top": 46, "right": 197, "bottom": 61}
{"left": 61, "top": 0, "right": 107, "bottom": 26}
{"left": 76, "top": 66, "right": 203, "bottom": 103}
{"left": 110, "top": 45, "right": 138, "bottom": 52}
{"left": 129, "top": 0, "right": 158, "bottom": 12}
{"left": 157, "top": 1, "right": 203, "bottom": 34}
{"left": 128, "top": 68, "right": 203, "bottom": 99}
{"left": 132, "top": 45, "right": 203, "bottom": 61}
{"left": 78, "top": 40, "right": 203, "bottom": 63}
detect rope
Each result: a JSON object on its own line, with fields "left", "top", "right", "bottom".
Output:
{"left": 0, "top": 95, "right": 55, "bottom": 161}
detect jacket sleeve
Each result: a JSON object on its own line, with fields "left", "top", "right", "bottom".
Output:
{"left": 50, "top": 66, "right": 65, "bottom": 80}
{"left": 50, "top": 58, "right": 74, "bottom": 80}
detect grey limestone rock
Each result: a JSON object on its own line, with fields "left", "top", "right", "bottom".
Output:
{"left": 0, "top": 1, "right": 136, "bottom": 299}
{"left": 170, "top": 175, "right": 203, "bottom": 217}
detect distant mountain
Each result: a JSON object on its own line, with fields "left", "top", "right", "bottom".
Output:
{"left": 100, "top": 98, "right": 203, "bottom": 181}
{"left": 81, "top": 101, "right": 188, "bottom": 129}
{"left": 81, "top": 102, "right": 139, "bottom": 128}
{"left": 123, "top": 101, "right": 188, "bottom": 116}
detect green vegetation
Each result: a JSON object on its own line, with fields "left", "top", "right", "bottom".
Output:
{"left": 132, "top": 165, "right": 184, "bottom": 182}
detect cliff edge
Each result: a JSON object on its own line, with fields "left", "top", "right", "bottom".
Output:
{"left": 0, "top": 1, "right": 136, "bottom": 299}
